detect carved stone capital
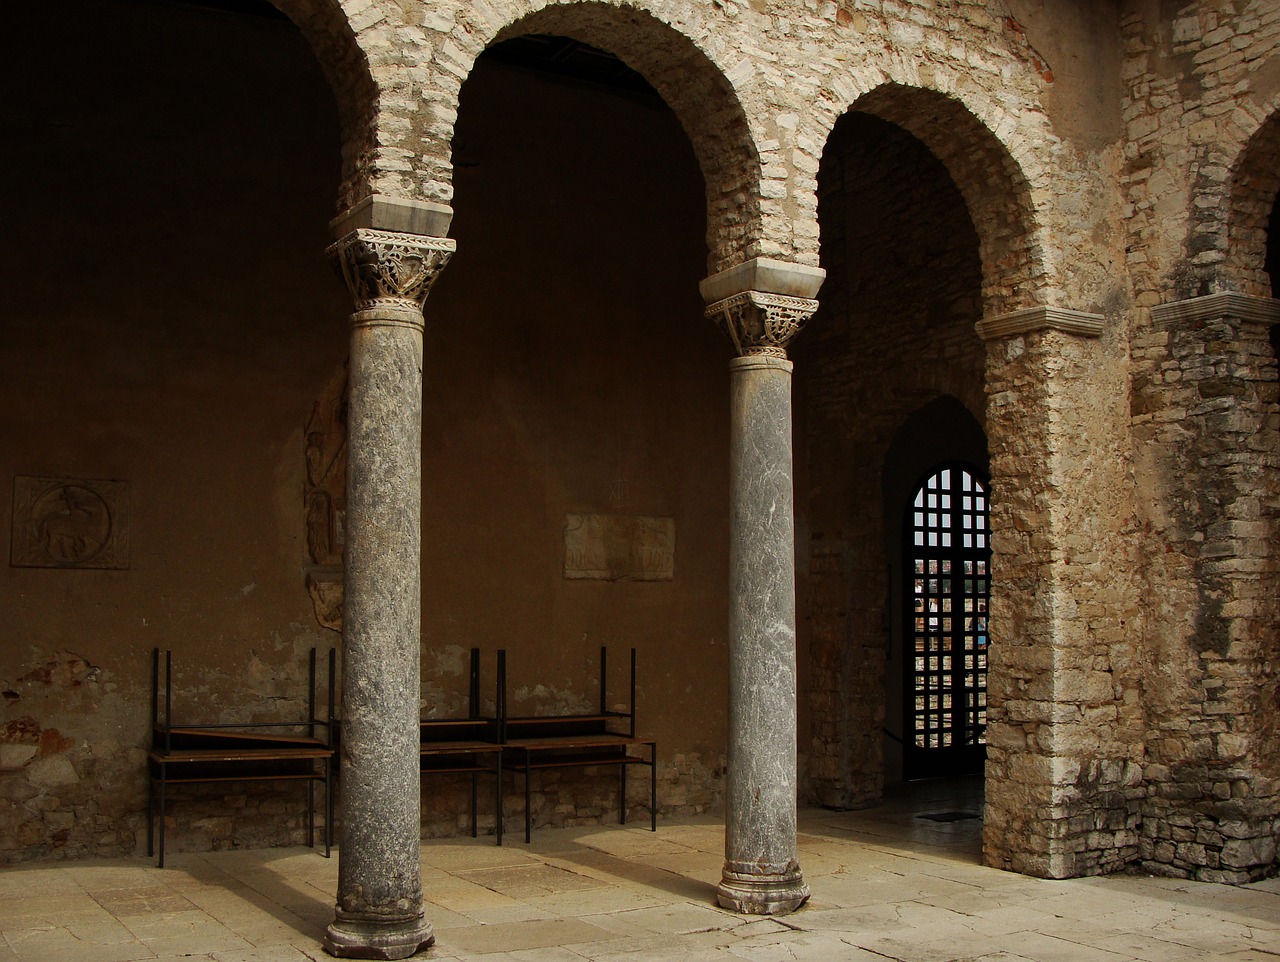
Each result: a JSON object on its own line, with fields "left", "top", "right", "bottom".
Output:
{"left": 329, "top": 229, "right": 456, "bottom": 318}
{"left": 705, "top": 290, "right": 819, "bottom": 358}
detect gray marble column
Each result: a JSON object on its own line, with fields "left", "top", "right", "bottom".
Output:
{"left": 323, "top": 207, "right": 454, "bottom": 960}
{"left": 702, "top": 260, "right": 822, "bottom": 915}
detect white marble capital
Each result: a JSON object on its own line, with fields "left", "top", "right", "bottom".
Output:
{"left": 705, "top": 290, "right": 820, "bottom": 358}
{"left": 329, "top": 229, "right": 456, "bottom": 317}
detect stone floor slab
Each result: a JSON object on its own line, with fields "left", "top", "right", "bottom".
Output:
{"left": 2, "top": 790, "right": 1279, "bottom": 962}
{"left": 441, "top": 917, "right": 619, "bottom": 955}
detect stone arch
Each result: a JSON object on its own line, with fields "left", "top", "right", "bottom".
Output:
{"left": 436, "top": 1, "right": 761, "bottom": 272}
{"left": 1225, "top": 102, "right": 1280, "bottom": 297}
{"left": 799, "top": 103, "right": 990, "bottom": 808}
{"left": 823, "top": 82, "right": 1049, "bottom": 319}
{"left": 269, "top": 0, "right": 378, "bottom": 208}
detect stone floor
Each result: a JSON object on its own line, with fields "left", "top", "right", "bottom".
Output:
{"left": 2, "top": 778, "right": 1279, "bottom": 962}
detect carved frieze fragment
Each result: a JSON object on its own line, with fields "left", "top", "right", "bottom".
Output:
{"left": 304, "top": 362, "right": 348, "bottom": 569}
{"left": 304, "top": 362, "right": 348, "bottom": 630}
{"left": 564, "top": 514, "right": 675, "bottom": 581}
{"left": 307, "top": 572, "right": 344, "bottom": 632}
{"left": 11, "top": 476, "right": 129, "bottom": 569}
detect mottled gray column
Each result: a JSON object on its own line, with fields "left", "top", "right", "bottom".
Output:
{"left": 323, "top": 211, "right": 454, "bottom": 960}
{"left": 702, "top": 260, "right": 822, "bottom": 915}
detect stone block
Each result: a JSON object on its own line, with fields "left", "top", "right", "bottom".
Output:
{"left": 1221, "top": 835, "right": 1277, "bottom": 868}
{"left": 0, "top": 745, "right": 38, "bottom": 770}
{"left": 26, "top": 755, "right": 78, "bottom": 789}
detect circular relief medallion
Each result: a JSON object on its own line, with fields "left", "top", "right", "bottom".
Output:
{"left": 33, "top": 483, "right": 113, "bottom": 564}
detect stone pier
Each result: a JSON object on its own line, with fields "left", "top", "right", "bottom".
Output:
{"left": 323, "top": 199, "right": 455, "bottom": 960}
{"left": 978, "top": 306, "right": 1144, "bottom": 880}
{"left": 702, "top": 258, "right": 823, "bottom": 915}
{"left": 1135, "top": 292, "right": 1280, "bottom": 882}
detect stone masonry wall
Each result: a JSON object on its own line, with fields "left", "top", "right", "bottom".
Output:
{"left": 1121, "top": 0, "right": 1280, "bottom": 882}
{"left": 306, "top": 0, "right": 1119, "bottom": 300}
{"left": 981, "top": 326, "right": 1146, "bottom": 879}
{"left": 318, "top": 0, "right": 1137, "bottom": 876}
{"left": 1130, "top": 296, "right": 1280, "bottom": 882}
{"left": 1120, "top": 0, "right": 1280, "bottom": 303}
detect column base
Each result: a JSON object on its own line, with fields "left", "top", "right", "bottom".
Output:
{"left": 323, "top": 916, "right": 434, "bottom": 960}
{"left": 716, "top": 863, "right": 809, "bottom": 916}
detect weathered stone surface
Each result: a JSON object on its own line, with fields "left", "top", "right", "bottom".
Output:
{"left": 6, "top": 0, "right": 1280, "bottom": 905}
{"left": 980, "top": 323, "right": 1144, "bottom": 880}
{"left": 1131, "top": 293, "right": 1280, "bottom": 882}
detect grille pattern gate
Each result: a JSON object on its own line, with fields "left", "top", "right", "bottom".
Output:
{"left": 906, "top": 465, "right": 990, "bottom": 770}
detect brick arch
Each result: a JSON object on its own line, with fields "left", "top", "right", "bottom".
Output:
{"left": 820, "top": 82, "right": 1049, "bottom": 318}
{"left": 270, "top": 0, "right": 379, "bottom": 208}
{"left": 440, "top": 0, "right": 762, "bottom": 272}
{"left": 1225, "top": 102, "right": 1280, "bottom": 297}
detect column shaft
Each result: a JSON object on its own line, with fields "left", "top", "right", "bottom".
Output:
{"left": 325, "top": 310, "right": 433, "bottom": 960}
{"left": 717, "top": 354, "right": 809, "bottom": 914}
{"left": 322, "top": 222, "right": 453, "bottom": 960}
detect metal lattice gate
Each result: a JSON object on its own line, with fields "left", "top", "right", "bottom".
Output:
{"left": 904, "top": 463, "right": 990, "bottom": 779}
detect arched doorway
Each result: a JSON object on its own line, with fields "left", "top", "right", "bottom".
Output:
{"left": 423, "top": 30, "right": 726, "bottom": 836}
{"left": 799, "top": 106, "right": 986, "bottom": 807}
{"left": 902, "top": 462, "right": 990, "bottom": 780}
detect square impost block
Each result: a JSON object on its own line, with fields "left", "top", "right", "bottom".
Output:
{"left": 330, "top": 194, "right": 454, "bottom": 240}
{"left": 699, "top": 256, "right": 826, "bottom": 304}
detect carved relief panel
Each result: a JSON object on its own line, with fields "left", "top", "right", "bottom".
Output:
{"left": 11, "top": 476, "right": 130, "bottom": 569}
{"left": 564, "top": 514, "right": 676, "bottom": 581}
{"left": 304, "top": 362, "right": 348, "bottom": 631}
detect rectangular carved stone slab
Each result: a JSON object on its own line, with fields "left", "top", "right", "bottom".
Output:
{"left": 11, "top": 476, "right": 130, "bottom": 569}
{"left": 564, "top": 514, "right": 675, "bottom": 581}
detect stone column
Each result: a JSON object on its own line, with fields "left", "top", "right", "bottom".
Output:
{"left": 702, "top": 258, "right": 823, "bottom": 915}
{"left": 323, "top": 199, "right": 454, "bottom": 960}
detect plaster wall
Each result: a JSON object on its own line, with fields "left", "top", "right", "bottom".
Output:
{"left": 419, "top": 55, "right": 728, "bottom": 834}
{"left": 0, "top": 1, "right": 726, "bottom": 861}
{"left": 0, "top": 0, "right": 348, "bottom": 860}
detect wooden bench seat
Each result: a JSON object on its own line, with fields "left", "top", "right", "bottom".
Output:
{"left": 147, "top": 648, "right": 335, "bottom": 867}
{"left": 498, "top": 648, "right": 657, "bottom": 843}
{"left": 416, "top": 658, "right": 504, "bottom": 843}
